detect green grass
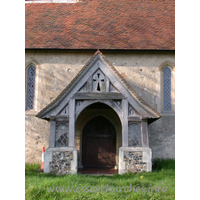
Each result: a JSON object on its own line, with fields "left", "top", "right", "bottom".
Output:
{"left": 25, "top": 159, "right": 175, "bottom": 200}
{"left": 152, "top": 158, "right": 175, "bottom": 171}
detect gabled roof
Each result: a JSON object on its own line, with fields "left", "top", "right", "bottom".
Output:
{"left": 36, "top": 50, "right": 161, "bottom": 121}
{"left": 25, "top": 0, "right": 175, "bottom": 50}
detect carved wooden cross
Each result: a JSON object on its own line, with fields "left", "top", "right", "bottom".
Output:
{"left": 93, "top": 71, "right": 104, "bottom": 91}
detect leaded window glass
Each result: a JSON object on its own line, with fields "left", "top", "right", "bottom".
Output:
{"left": 55, "top": 123, "right": 69, "bottom": 147}
{"left": 26, "top": 65, "right": 36, "bottom": 110}
{"left": 128, "top": 123, "right": 142, "bottom": 147}
{"left": 163, "top": 67, "right": 172, "bottom": 111}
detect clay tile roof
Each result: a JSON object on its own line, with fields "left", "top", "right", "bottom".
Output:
{"left": 25, "top": 0, "right": 175, "bottom": 50}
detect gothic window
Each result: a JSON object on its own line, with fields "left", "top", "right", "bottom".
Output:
{"left": 26, "top": 65, "right": 36, "bottom": 110}
{"left": 163, "top": 67, "right": 172, "bottom": 111}
{"left": 128, "top": 123, "right": 142, "bottom": 147}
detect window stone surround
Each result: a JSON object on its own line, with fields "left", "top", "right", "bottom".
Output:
{"left": 156, "top": 61, "right": 175, "bottom": 115}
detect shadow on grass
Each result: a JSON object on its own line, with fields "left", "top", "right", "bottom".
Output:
{"left": 152, "top": 158, "right": 175, "bottom": 171}
{"left": 25, "top": 158, "right": 175, "bottom": 179}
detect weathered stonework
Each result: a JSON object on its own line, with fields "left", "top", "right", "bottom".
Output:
{"left": 44, "top": 147, "right": 77, "bottom": 175}
{"left": 149, "top": 115, "right": 175, "bottom": 159}
{"left": 50, "top": 151, "right": 73, "bottom": 175}
{"left": 124, "top": 151, "right": 147, "bottom": 173}
{"left": 119, "top": 147, "right": 152, "bottom": 174}
{"left": 25, "top": 115, "right": 49, "bottom": 163}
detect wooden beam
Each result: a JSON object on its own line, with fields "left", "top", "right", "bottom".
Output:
{"left": 69, "top": 99, "right": 75, "bottom": 147}
{"left": 49, "top": 119, "right": 56, "bottom": 148}
{"left": 122, "top": 99, "right": 128, "bottom": 147}
{"left": 128, "top": 116, "right": 142, "bottom": 122}
{"left": 73, "top": 92, "right": 124, "bottom": 99}
{"left": 141, "top": 120, "right": 149, "bottom": 147}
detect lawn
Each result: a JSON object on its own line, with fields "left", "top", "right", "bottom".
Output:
{"left": 25, "top": 159, "right": 175, "bottom": 200}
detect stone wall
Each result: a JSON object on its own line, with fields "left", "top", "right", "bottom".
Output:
{"left": 149, "top": 115, "right": 175, "bottom": 159}
{"left": 25, "top": 115, "right": 49, "bottom": 163}
{"left": 43, "top": 147, "right": 77, "bottom": 174}
{"left": 25, "top": 49, "right": 175, "bottom": 163}
{"left": 124, "top": 151, "right": 147, "bottom": 173}
{"left": 119, "top": 147, "right": 152, "bottom": 174}
{"left": 50, "top": 151, "right": 73, "bottom": 175}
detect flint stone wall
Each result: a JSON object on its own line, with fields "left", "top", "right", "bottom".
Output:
{"left": 50, "top": 151, "right": 73, "bottom": 175}
{"left": 124, "top": 151, "right": 147, "bottom": 173}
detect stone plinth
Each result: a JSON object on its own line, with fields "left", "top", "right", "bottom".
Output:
{"left": 43, "top": 147, "right": 77, "bottom": 175}
{"left": 119, "top": 147, "right": 152, "bottom": 174}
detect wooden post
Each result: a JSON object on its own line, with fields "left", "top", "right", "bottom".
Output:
{"left": 141, "top": 119, "right": 149, "bottom": 147}
{"left": 122, "top": 99, "right": 128, "bottom": 147}
{"left": 69, "top": 99, "right": 75, "bottom": 146}
{"left": 49, "top": 116, "right": 56, "bottom": 148}
{"left": 105, "top": 76, "right": 109, "bottom": 92}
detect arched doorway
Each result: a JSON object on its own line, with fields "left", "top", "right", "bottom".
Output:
{"left": 82, "top": 116, "right": 116, "bottom": 168}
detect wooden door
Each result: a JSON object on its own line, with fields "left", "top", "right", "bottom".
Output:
{"left": 82, "top": 116, "right": 116, "bottom": 168}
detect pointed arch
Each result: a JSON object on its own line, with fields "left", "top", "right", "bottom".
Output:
{"left": 26, "top": 64, "right": 36, "bottom": 110}
{"left": 156, "top": 61, "right": 175, "bottom": 114}
{"left": 75, "top": 100, "right": 123, "bottom": 123}
{"left": 25, "top": 58, "right": 40, "bottom": 113}
{"left": 163, "top": 67, "right": 172, "bottom": 111}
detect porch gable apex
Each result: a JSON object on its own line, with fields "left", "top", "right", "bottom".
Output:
{"left": 36, "top": 50, "right": 160, "bottom": 121}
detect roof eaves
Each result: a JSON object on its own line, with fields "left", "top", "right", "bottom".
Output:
{"left": 36, "top": 50, "right": 100, "bottom": 118}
